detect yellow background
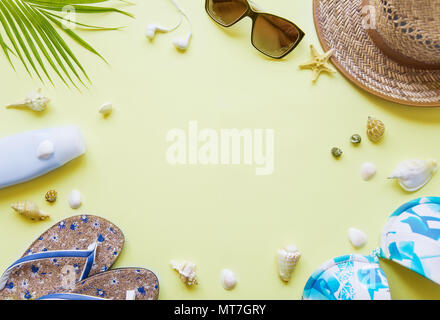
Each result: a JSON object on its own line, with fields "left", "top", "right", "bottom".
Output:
{"left": 1, "top": 0, "right": 440, "bottom": 300}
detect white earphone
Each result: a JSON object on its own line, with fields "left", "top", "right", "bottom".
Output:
{"left": 146, "top": 0, "right": 193, "bottom": 51}
{"left": 145, "top": 17, "right": 182, "bottom": 40}
{"left": 172, "top": 32, "right": 192, "bottom": 51}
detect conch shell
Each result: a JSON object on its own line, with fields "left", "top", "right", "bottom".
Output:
{"left": 389, "top": 159, "right": 438, "bottom": 192}
{"left": 11, "top": 200, "right": 49, "bottom": 220}
{"left": 277, "top": 245, "right": 301, "bottom": 282}
{"left": 170, "top": 260, "right": 198, "bottom": 286}
{"left": 6, "top": 89, "right": 49, "bottom": 112}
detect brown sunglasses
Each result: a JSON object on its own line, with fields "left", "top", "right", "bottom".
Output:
{"left": 205, "top": 0, "right": 305, "bottom": 59}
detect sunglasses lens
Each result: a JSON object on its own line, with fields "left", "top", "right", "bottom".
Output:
{"left": 252, "top": 14, "right": 300, "bottom": 58}
{"left": 207, "top": 0, "right": 248, "bottom": 26}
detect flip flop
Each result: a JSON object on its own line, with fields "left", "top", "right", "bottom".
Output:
{"left": 37, "top": 268, "right": 159, "bottom": 300}
{"left": 0, "top": 215, "right": 125, "bottom": 300}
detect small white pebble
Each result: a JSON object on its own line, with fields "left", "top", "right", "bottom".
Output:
{"left": 37, "top": 139, "right": 54, "bottom": 160}
{"left": 361, "top": 162, "right": 376, "bottom": 181}
{"left": 99, "top": 102, "right": 113, "bottom": 116}
{"left": 68, "top": 190, "right": 82, "bottom": 209}
{"left": 221, "top": 269, "right": 237, "bottom": 290}
{"left": 348, "top": 228, "right": 367, "bottom": 248}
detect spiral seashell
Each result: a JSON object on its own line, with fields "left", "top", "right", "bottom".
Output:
{"left": 367, "top": 116, "right": 385, "bottom": 142}
{"left": 6, "top": 89, "right": 50, "bottom": 112}
{"left": 11, "top": 201, "right": 49, "bottom": 220}
{"left": 277, "top": 245, "right": 301, "bottom": 282}
{"left": 389, "top": 159, "right": 438, "bottom": 192}
{"left": 170, "top": 260, "right": 198, "bottom": 286}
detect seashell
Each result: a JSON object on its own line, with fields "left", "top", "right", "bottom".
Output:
{"left": 348, "top": 228, "right": 367, "bottom": 248}
{"left": 170, "top": 260, "right": 198, "bottom": 286}
{"left": 388, "top": 159, "right": 438, "bottom": 192}
{"left": 350, "top": 134, "right": 362, "bottom": 145}
{"left": 68, "top": 190, "right": 82, "bottom": 209}
{"left": 45, "top": 190, "right": 57, "bottom": 203}
{"left": 331, "top": 147, "right": 343, "bottom": 158}
{"left": 6, "top": 89, "right": 50, "bottom": 112}
{"left": 99, "top": 102, "right": 113, "bottom": 116}
{"left": 367, "top": 116, "right": 385, "bottom": 142}
{"left": 221, "top": 269, "right": 237, "bottom": 290}
{"left": 277, "top": 245, "right": 301, "bottom": 282}
{"left": 361, "top": 162, "right": 376, "bottom": 181}
{"left": 37, "top": 140, "right": 54, "bottom": 160}
{"left": 11, "top": 200, "right": 49, "bottom": 220}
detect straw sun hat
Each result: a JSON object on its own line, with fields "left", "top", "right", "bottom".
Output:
{"left": 313, "top": 0, "right": 440, "bottom": 106}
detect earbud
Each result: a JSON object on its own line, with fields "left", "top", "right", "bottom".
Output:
{"left": 146, "top": 18, "right": 182, "bottom": 40}
{"left": 173, "top": 33, "right": 192, "bottom": 51}
{"left": 146, "top": 24, "right": 160, "bottom": 39}
{"left": 146, "top": 0, "right": 193, "bottom": 51}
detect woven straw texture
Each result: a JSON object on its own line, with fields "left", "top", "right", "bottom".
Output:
{"left": 374, "top": 0, "right": 440, "bottom": 65}
{"left": 313, "top": 0, "right": 440, "bottom": 106}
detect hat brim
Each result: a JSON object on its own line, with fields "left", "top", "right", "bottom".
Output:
{"left": 313, "top": 0, "right": 440, "bottom": 107}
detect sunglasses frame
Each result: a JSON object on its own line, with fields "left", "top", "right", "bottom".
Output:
{"left": 205, "top": 0, "right": 305, "bottom": 59}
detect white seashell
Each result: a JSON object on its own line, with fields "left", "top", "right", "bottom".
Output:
{"left": 348, "top": 228, "right": 367, "bottom": 248}
{"left": 361, "top": 162, "right": 376, "bottom": 181}
{"left": 170, "top": 260, "right": 198, "bottom": 286}
{"left": 11, "top": 200, "right": 49, "bottom": 220}
{"left": 388, "top": 159, "right": 438, "bottom": 192}
{"left": 68, "top": 190, "right": 82, "bottom": 209}
{"left": 277, "top": 245, "right": 301, "bottom": 282}
{"left": 37, "top": 140, "right": 54, "bottom": 160}
{"left": 99, "top": 102, "right": 113, "bottom": 116}
{"left": 221, "top": 269, "right": 237, "bottom": 290}
{"left": 6, "top": 89, "right": 50, "bottom": 112}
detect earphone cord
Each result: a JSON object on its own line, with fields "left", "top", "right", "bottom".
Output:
{"left": 170, "top": 0, "right": 193, "bottom": 37}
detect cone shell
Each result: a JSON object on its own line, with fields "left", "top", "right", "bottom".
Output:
{"left": 367, "top": 116, "right": 385, "bottom": 142}
{"left": 11, "top": 200, "right": 49, "bottom": 220}
{"left": 277, "top": 245, "right": 301, "bottom": 282}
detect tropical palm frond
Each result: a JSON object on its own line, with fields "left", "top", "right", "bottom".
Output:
{"left": 0, "top": 0, "right": 133, "bottom": 88}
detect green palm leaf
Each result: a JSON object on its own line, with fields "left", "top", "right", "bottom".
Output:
{"left": 0, "top": 0, "right": 133, "bottom": 87}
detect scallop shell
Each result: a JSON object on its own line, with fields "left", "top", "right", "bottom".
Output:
{"left": 367, "top": 116, "right": 385, "bottom": 142}
{"left": 277, "top": 245, "right": 301, "bottom": 282}
{"left": 170, "top": 260, "right": 198, "bottom": 286}
{"left": 11, "top": 201, "right": 49, "bottom": 220}
{"left": 221, "top": 269, "right": 237, "bottom": 290}
{"left": 348, "top": 228, "right": 367, "bottom": 248}
{"left": 6, "top": 89, "right": 49, "bottom": 112}
{"left": 389, "top": 159, "right": 438, "bottom": 192}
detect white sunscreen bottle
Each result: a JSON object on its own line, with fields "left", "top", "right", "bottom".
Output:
{"left": 0, "top": 126, "right": 86, "bottom": 189}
